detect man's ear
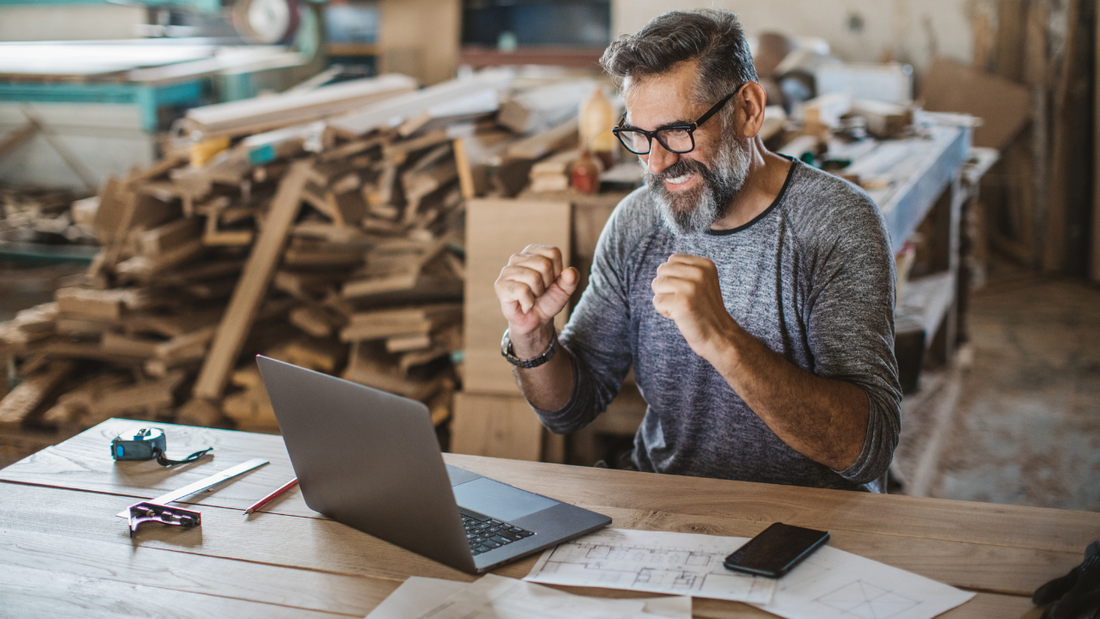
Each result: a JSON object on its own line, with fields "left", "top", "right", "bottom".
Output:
{"left": 735, "top": 81, "right": 768, "bottom": 139}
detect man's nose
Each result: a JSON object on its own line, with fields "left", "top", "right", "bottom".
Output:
{"left": 643, "top": 139, "right": 678, "bottom": 175}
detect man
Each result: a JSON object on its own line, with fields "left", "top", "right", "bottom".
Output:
{"left": 493, "top": 9, "right": 901, "bottom": 492}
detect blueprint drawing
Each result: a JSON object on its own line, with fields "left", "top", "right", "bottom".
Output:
{"left": 524, "top": 528, "right": 776, "bottom": 604}
{"left": 756, "top": 545, "right": 976, "bottom": 619}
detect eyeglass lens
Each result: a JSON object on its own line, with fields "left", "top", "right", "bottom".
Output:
{"left": 618, "top": 127, "right": 695, "bottom": 155}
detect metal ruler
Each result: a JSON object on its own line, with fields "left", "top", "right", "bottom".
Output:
{"left": 115, "top": 458, "right": 269, "bottom": 518}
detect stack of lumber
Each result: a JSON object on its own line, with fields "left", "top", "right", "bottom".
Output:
{"left": 0, "top": 68, "right": 609, "bottom": 435}
{"left": 0, "top": 187, "right": 97, "bottom": 246}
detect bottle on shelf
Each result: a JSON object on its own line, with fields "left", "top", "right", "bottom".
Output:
{"left": 579, "top": 86, "right": 616, "bottom": 170}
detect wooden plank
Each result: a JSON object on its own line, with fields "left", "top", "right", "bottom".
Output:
{"left": 327, "top": 69, "right": 512, "bottom": 138}
{"left": 100, "top": 332, "right": 159, "bottom": 358}
{"left": 222, "top": 383, "right": 277, "bottom": 431}
{"left": 498, "top": 79, "right": 597, "bottom": 134}
{"left": 382, "top": 129, "right": 449, "bottom": 164}
{"left": 402, "top": 157, "right": 457, "bottom": 222}
{"left": 342, "top": 343, "right": 445, "bottom": 401}
{"left": 385, "top": 333, "right": 431, "bottom": 353}
{"left": 921, "top": 58, "right": 1030, "bottom": 151}
{"left": 340, "top": 304, "right": 460, "bottom": 343}
{"left": 377, "top": 0, "right": 461, "bottom": 86}
{"left": 0, "top": 480, "right": 467, "bottom": 585}
{"left": 0, "top": 123, "right": 37, "bottom": 161}
{"left": 463, "top": 198, "right": 572, "bottom": 394}
{"left": 994, "top": 0, "right": 1027, "bottom": 83}
{"left": 1095, "top": 0, "right": 1100, "bottom": 283}
{"left": 450, "top": 392, "right": 545, "bottom": 462}
{"left": 114, "top": 238, "right": 206, "bottom": 279}
{"left": 502, "top": 118, "right": 579, "bottom": 161}
{"left": 84, "top": 370, "right": 185, "bottom": 423}
{"left": 0, "top": 424, "right": 1090, "bottom": 600}
{"left": 138, "top": 217, "right": 202, "bottom": 256}
{"left": 153, "top": 326, "right": 216, "bottom": 363}
{"left": 0, "top": 361, "right": 75, "bottom": 427}
{"left": 183, "top": 74, "right": 417, "bottom": 138}
{"left": 54, "top": 288, "right": 126, "bottom": 321}
{"left": 326, "top": 188, "right": 367, "bottom": 227}
{"left": 288, "top": 305, "right": 344, "bottom": 338}
{"left": 7, "top": 419, "right": 1099, "bottom": 553}
{"left": 192, "top": 161, "right": 310, "bottom": 401}
{"left": 341, "top": 268, "right": 420, "bottom": 299}
{"left": 90, "top": 177, "right": 129, "bottom": 245}
{"left": 0, "top": 526, "right": 395, "bottom": 618}
{"left": 0, "top": 564, "right": 344, "bottom": 619}
{"left": 1043, "top": 0, "right": 1082, "bottom": 272}
{"left": 5, "top": 418, "right": 1096, "bottom": 561}
{"left": 452, "top": 138, "right": 476, "bottom": 199}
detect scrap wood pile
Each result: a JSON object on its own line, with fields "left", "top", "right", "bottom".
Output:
{"left": 0, "top": 187, "right": 97, "bottom": 246}
{"left": 0, "top": 67, "right": 607, "bottom": 434}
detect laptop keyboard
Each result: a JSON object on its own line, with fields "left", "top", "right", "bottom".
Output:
{"left": 461, "top": 511, "right": 535, "bottom": 555}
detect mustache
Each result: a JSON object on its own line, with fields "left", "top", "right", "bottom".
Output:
{"left": 645, "top": 158, "right": 710, "bottom": 184}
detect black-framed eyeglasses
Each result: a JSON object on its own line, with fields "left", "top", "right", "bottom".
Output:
{"left": 612, "top": 86, "right": 742, "bottom": 155}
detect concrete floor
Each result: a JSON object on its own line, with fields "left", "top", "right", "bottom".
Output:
{"left": 892, "top": 260, "right": 1100, "bottom": 511}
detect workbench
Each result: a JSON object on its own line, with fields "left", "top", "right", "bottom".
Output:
{"left": 2, "top": 417, "right": 1096, "bottom": 617}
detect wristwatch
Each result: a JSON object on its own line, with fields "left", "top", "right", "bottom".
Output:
{"left": 500, "top": 328, "right": 558, "bottom": 369}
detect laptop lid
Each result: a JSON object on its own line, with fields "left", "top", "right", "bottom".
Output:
{"left": 256, "top": 355, "right": 610, "bottom": 574}
{"left": 257, "top": 355, "right": 477, "bottom": 572}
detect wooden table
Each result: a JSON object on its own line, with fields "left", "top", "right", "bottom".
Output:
{"left": 2, "top": 418, "right": 1096, "bottom": 618}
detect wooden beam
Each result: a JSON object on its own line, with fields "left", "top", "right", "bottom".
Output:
{"left": 183, "top": 74, "right": 417, "bottom": 138}
{"left": 1044, "top": 0, "right": 1082, "bottom": 272}
{"left": 192, "top": 161, "right": 311, "bottom": 401}
{"left": 0, "top": 123, "right": 37, "bottom": 161}
{"left": 462, "top": 198, "right": 571, "bottom": 394}
{"left": 0, "top": 361, "right": 75, "bottom": 428}
{"left": 1093, "top": 0, "right": 1100, "bottom": 283}
{"left": 450, "top": 392, "right": 544, "bottom": 461}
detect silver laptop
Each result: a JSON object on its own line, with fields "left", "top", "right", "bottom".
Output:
{"left": 256, "top": 355, "right": 611, "bottom": 574}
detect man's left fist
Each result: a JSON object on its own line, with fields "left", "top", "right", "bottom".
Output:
{"left": 651, "top": 254, "right": 739, "bottom": 359}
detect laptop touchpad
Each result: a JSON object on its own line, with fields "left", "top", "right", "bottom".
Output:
{"left": 452, "top": 478, "right": 557, "bottom": 522}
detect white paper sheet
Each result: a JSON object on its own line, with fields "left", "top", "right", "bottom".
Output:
{"left": 523, "top": 528, "right": 776, "bottom": 605}
{"left": 756, "top": 545, "right": 976, "bottom": 619}
{"left": 365, "top": 574, "right": 691, "bottom": 619}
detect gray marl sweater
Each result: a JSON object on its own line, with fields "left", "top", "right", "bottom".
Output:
{"left": 534, "top": 159, "right": 902, "bottom": 492}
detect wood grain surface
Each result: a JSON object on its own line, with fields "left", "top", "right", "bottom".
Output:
{"left": 1, "top": 418, "right": 1094, "bottom": 618}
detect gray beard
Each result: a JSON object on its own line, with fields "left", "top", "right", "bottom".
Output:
{"left": 644, "top": 136, "right": 751, "bottom": 236}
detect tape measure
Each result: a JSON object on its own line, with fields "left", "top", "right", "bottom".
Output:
{"left": 111, "top": 428, "right": 212, "bottom": 466}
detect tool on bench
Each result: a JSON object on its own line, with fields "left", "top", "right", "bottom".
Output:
{"left": 111, "top": 428, "right": 213, "bottom": 466}
{"left": 127, "top": 502, "right": 201, "bottom": 538}
{"left": 118, "top": 458, "right": 269, "bottom": 534}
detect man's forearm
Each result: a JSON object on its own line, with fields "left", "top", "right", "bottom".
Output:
{"left": 705, "top": 327, "right": 870, "bottom": 471}
{"left": 510, "top": 324, "right": 575, "bottom": 412}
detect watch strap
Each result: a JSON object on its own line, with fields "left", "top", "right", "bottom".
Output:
{"left": 501, "top": 328, "right": 558, "bottom": 369}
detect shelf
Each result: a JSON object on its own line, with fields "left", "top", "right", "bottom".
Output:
{"left": 895, "top": 272, "right": 956, "bottom": 349}
{"left": 458, "top": 46, "right": 604, "bottom": 70}
{"left": 324, "top": 43, "right": 379, "bottom": 57}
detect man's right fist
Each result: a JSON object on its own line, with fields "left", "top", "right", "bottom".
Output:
{"left": 494, "top": 245, "right": 579, "bottom": 337}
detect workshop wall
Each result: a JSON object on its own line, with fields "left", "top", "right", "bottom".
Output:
{"left": 613, "top": 0, "right": 978, "bottom": 76}
{"left": 0, "top": 4, "right": 146, "bottom": 41}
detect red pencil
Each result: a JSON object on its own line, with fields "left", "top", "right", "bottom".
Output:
{"left": 244, "top": 478, "right": 298, "bottom": 515}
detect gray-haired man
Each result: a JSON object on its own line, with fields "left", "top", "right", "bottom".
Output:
{"left": 493, "top": 9, "right": 901, "bottom": 492}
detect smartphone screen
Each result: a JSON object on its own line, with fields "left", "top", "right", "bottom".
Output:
{"left": 723, "top": 523, "right": 830, "bottom": 578}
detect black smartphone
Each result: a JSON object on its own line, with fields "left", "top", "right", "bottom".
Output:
{"left": 723, "top": 522, "right": 830, "bottom": 578}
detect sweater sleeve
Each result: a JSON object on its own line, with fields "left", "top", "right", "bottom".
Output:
{"left": 797, "top": 184, "right": 903, "bottom": 487}
{"left": 529, "top": 192, "right": 649, "bottom": 433}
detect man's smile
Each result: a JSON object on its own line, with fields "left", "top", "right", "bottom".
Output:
{"left": 662, "top": 170, "right": 699, "bottom": 191}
